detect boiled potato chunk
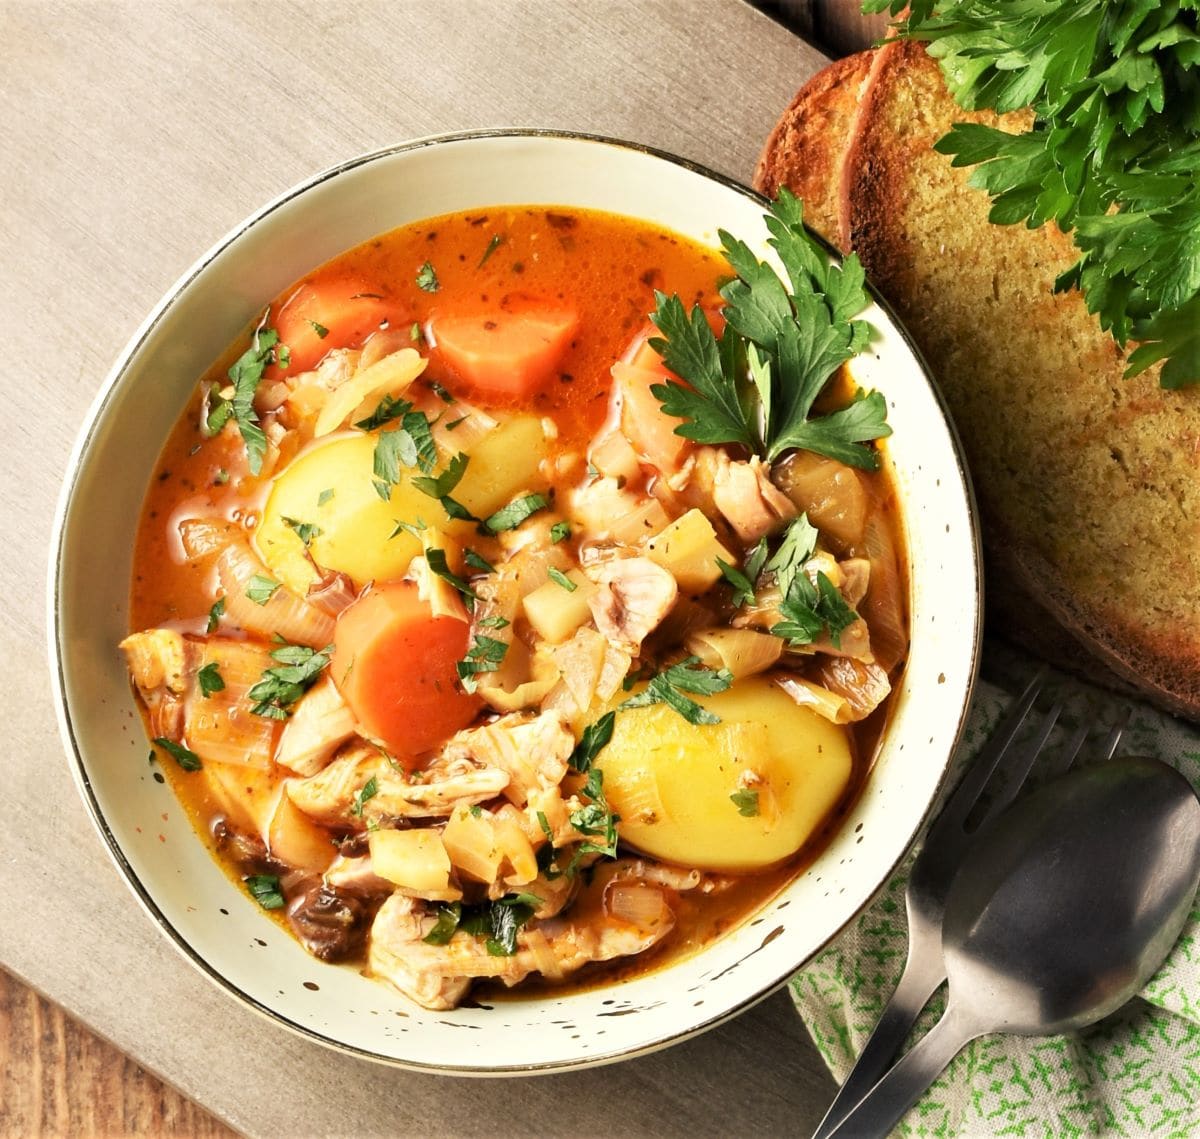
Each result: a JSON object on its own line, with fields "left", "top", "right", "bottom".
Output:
{"left": 369, "top": 828, "right": 454, "bottom": 893}
{"left": 257, "top": 417, "right": 549, "bottom": 595}
{"left": 452, "top": 415, "right": 549, "bottom": 519}
{"left": 595, "top": 678, "right": 852, "bottom": 871}
{"left": 257, "top": 434, "right": 441, "bottom": 594}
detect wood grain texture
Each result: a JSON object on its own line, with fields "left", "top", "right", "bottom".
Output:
{"left": 0, "top": 2, "right": 865, "bottom": 1136}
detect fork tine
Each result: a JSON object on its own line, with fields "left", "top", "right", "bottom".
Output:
{"left": 928, "top": 668, "right": 1047, "bottom": 837}
{"left": 1042, "top": 718, "right": 1090, "bottom": 780}
{"left": 967, "top": 700, "right": 1062, "bottom": 828}
{"left": 1098, "top": 706, "right": 1132, "bottom": 761}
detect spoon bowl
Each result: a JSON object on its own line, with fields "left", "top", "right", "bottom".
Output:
{"left": 829, "top": 757, "right": 1200, "bottom": 1137}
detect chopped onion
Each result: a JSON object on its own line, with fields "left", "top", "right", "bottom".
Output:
{"left": 686, "top": 627, "right": 782, "bottom": 680}
{"left": 605, "top": 882, "right": 671, "bottom": 934}
{"left": 217, "top": 538, "right": 335, "bottom": 648}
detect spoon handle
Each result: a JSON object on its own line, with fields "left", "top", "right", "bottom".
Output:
{"left": 824, "top": 1001, "right": 979, "bottom": 1139}
{"left": 811, "top": 951, "right": 946, "bottom": 1139}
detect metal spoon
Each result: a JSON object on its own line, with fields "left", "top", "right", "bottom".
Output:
{"left": 827, "top": 757, "right": 1200, "bottom": 1138}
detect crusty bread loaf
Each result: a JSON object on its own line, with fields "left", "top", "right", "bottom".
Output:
{"left": 757, "top": 39, "right": 1200, "bottom": 719}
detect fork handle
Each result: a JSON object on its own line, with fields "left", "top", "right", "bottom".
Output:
{"left": 824, "top": 1001, "right": 980, "bottom": 1139}
{"left": 810, "top": 953, "right": 946, "bottom": 1139}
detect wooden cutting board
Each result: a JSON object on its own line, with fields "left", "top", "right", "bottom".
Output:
{"left": 1, "top": 1, "right": 842, "bottom": 1134}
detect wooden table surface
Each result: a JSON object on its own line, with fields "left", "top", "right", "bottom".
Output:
{"left": 1, "top": 2, "right": 887, "bottom": 1135}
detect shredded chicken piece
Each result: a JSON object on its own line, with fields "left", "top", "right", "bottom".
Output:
{"left": 287, "top": 745, "right": 510, "bottom": 827}
{"left": 119, "top": 629, "right": 194, "bottom": 738}
{"left": 367, "top": 876, "right": 676, "bottom": 1009}
{"left": 323, "top": 852, "right": 394, "bottom": 896}
{"left": 275, "top": 675, "right": 358, "bottom": 777}
{"left": 586, "top": 556, "right": 678, "bottom": 654}
{"left": 709, "top": 452, "right": 797, "bottom": 543}
{"left": 441, "top": 710, "right": 574, "bottom": 807}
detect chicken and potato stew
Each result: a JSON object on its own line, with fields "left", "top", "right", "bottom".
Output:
{"left": 123, "top": 194, "right": 906, "bottom": 1009}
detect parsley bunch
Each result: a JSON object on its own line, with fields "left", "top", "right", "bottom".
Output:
{"left": 867, "top": 0, "right": 1200, "bottom": 388}
{"left": 649, "top": 190, "right": 890, "bottom": 470}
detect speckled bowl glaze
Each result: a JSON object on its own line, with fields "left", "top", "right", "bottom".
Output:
{"left": 49, "top": 131, "right": 981, "bottom": 1074}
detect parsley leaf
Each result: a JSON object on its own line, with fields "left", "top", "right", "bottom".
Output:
{"left": 426, "top": 547, "right": 479, "bottom": 604}
{"left": 412, "top": 452, "right": 476, "bottom": 522}
{"left": 282, "top": 516, "right": 322, "bottom": 547}
{"left": 620, "top": 657, "right": 733, "bottom": 725}
{"left": 245, "top": 874, "right": 285, "bottom": 910}
{"left": 568, "top": 711, "right": 616, "bottom": 773}
{"left": 247, "top": 642, "right": 332, "bottom": 719}
{"left": 423, "top": 901, "right": 462, "bottom": 945}
{"left": 482, "top": 492, "right": 549, "bottom": 534}
{"left": 456, "top": 893, "right": 542, "bottom": 956}
{"left": 206, "top": 596, "right": 226, "bottom": 633}
{"left": 649, "top": 191, "right": 890, "bottom": 469}
{"left": 456, "top": 633, "right": 508, "bottom": 693}
{"left": 772, "top": 570, "right": 859, "bottom": 649}
{"left": 567, "top": 768, "right": 620, "bottom": 875}
{"left": 547, "top": 566, "right": 577, "bottom": 592}
{"left": 764, "top": 514, "right": 819, "bottom": 601}
{"left": 717, "top": 536, "right": 769, "bottom": 608}
{"left": 416, "top": 261, "right": 439, "bottom": 292}
{"left": 245, "top": 574, "right": 281, "bottom": 606}
{"left": 478, "top": 234, "right": 505, "bottom": 267}
{"left": 153, "top": 736, "right": 202, "bottom": 772}
{"left": 204, "top": 324, "right": 279, "bottom": 475}
{"left": 197, "top": 662, "right": 225, "bottom": 698}
{"left": 349, "top": 776, "right": 378, "bottom": 819}
{"left": 550, "top": 520, "right": 571, "bottom": 543}
{"left": 730, "top": 788, "right": 760, "bottom": 817}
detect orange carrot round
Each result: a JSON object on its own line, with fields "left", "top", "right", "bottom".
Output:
{"left": 331, "top": 581, "right": 480, "bottom": 762}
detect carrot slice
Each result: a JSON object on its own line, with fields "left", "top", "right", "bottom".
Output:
{"left": 269, "top": 278, "right": 395, "bottom": 376}
{"left": 432, "top": 305, "right": 578, "bottom": 399}
{"left": 332, "top": 581, "right": 480, "bottom": 762}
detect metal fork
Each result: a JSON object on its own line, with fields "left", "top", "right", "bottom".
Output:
{"left": 812, "top": 671, "right": 1077, "bottom": 1139}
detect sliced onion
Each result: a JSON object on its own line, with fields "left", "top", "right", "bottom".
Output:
{"left": 775, "top": 674, "right": 853, "bottom": 724}
{"left": 217, "top": 538, "right": 335, "bottom": 648}
{"left": 184, "top": 640, "right": 279, "bottom": 767}
{"left": 604, "top": 882, "right": 671, "bottom": 934}
{"left": 686, "top": 627, "right": 782, "bottom": 680}
{"left": 861, "top": 518, "right": 909, "bottom": 673}
{"left": 523, "top": 927, "right": 564, "bottom": 981}
{"left": 313, "top": 348, "right": 426, "bottom": 437}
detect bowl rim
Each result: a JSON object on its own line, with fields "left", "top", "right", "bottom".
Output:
{"left": 47, "top": 127, "right": 984, "bottom": 1074}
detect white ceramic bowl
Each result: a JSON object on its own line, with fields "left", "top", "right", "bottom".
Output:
{"left": 48, "top": 131, "right": 981, "bottom": 1074}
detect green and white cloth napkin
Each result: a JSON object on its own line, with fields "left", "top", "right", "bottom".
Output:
{"left": 791, "top": 643, "right": 1200, "bottom": 1138}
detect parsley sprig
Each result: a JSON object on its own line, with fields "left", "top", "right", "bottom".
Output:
{"left": 620, "top": 657, "right": 734, "bottom": 725}
{"left": 649, "top": 190, "right": 890, "bottom": 469}
{"left": 205, "top": 324, "right": 281, "bottom": 476}
{"left": 868, "top": 0, "right": 1200, "bottom": 387}
{"left": 247, "top": 642, "right": 333, "bottom": 719}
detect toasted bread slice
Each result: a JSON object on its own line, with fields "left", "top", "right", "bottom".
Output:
{"left": 838, "top": 40, "right": 1200, "bottom": 716}
{"left": 753, "top": 50, "right": 876, "bottom": 247}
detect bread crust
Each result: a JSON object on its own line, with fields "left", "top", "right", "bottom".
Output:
{"left": 753, "top": 50, "right": 875, "bottom": 246}
{"left": 760, "top": 40, "right": 1200, "bottom": 717}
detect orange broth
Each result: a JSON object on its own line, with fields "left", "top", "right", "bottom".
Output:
{"left": 129, "top": 204, "right": 900, "bottom": 996}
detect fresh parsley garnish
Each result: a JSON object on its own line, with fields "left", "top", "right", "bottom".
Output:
{"left": 478, "top": 234, "right": 505, "bottom": 267}
{"left": 247, "top": 642, "right": 332, "bottom": 719}
{"left": 245, "top": 874, "right": 285, "bottom": 910}
{"left": 205, "top": 324, "right": 280, "bottom": 476}
{"left": 869, "top": 0, "right": 1200, "bottom": 387}
{"left": 282, "top": 516, "right": 322, "bottom": 547}
{"left": 463, "top": 548, "right": 495, "bottom": 574}
{"left": 206, "top": 596, "right": 226, "bottom": 633}
{"left": 349, "top": 776, "right": 378, "bottom": 819}
{"left": 197, "top": 662, "right": 225, "bottom": 698}
{"left": 416, "top": 261, "right": 439, "bottom": 292}
{"left": 568, "top": 711, "right": 616, "bottom": 773}
{"left": 764, "top": 514, "right": 820, "bottom": 601}
{"left": 620, "top": 657, "right": 733, "bottom": 725}
{"left": 550, "top": 520, "right": 571, "bottom": 543}
{"left": 429, "top": 379, "right": 456, "bottom": 403}
{"left": 567, "top": 768, "right": 620, "bottom": 875}
{"left": 245, "top": 574, "right": 281, "bottom": 606}
{"left": 717, "top": 536, "right": 769, "bottom": 608}
{"left": 547, "top": 566, "right": 577, "bottom": 592}
{"left": 426, "top": 548, "right": 479, "bottom": 604}
{"left": 456, "top": 633, "right": 508, "bottom": 693}
{"left": 153, "top": 736, "right": 202, "bottom": 772}
{"left": 730, "top": 788, "right": 760, "bottom": 817}
{"left": 477, "top": 614, "right": 510, "bottom": 629}
{"left": 649, "top": 190, "right": 889, "bottom": 469}
{"left": 412, "top": 452, "right": 476, "bottom": 522}
{"left": 427, "top": 893, "right": 546, "bottom": 955}
{"left": 482, "top": 492, "right": 549, "bottom": 534}
{"left": 317, "top": 487, "right": 335, "bottom": 507}
{"left": 772, "top": 570, "right": 859, "bottom": 649}
{"left": 308, "top": 319, "right": 329, "bottom": 339}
